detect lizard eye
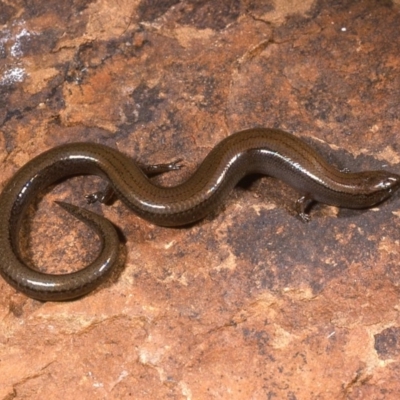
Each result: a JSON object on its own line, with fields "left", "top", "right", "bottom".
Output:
{"left": 382, "top": 176, "right": 399, "bottom": 189}
{"left": 372, "top": 174, "right": 400, "bottom": 191}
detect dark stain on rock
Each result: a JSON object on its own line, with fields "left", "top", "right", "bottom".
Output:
{"left": 22, "top": 0, "right": 95, "bottom": 18}
{"left": 128, "top": 82, "right": 164, "bottom": 125}
{"left": 374, "top": 327, "right": 400, "bottom": 359}
{"left": 177, "top": 0, "right": 241, "bottom": 30}
{"left": 245, "top": 1, "right": 275, "bottom": 15}
{"left": 303, "top": 80, "right": 334, "bottom": 122}
{"left": 9, "top": 301, "right": 25, "bottom": 318}
{"left": 65, "top": 32, "right": 149, "bottom": 86}
{"left": 223, "top": 188, "right": 390, "bottom": 293}
{"left": 64, "top": 36, "right": 132, "bottom": 85}
{"left": 2, "top": 109, "right": 25, "bottom": 126}
{"left": 138, "top": 0, "right": 181, "bottom": 21}
{"left": 165, "top": 110, "right": 184, "bottom": 139}
{"left": 243, "top": 328, "right": 270, "bottom": 355}
{"left": 64, "top": 42, "right": 93, "bottom": 84}
{"left": 0, "top": 85, "right": 11, "bottom": 124}
{"left": 311, "top": 0, "right": 394, "bottom": 17}
{"left": 17, "top": 28, "right": 59, "bottom": 56}
{"left": 0, "top": 71, "right": 65, "bottom": 129}
{"left": 194, "top": 75, "right": 224, "bottom": 110}
{"left": 0, "top": 1, "right": 16, "bottom": 25}
{"left": 45, "top": 79, "right": 66, "bottom": 111}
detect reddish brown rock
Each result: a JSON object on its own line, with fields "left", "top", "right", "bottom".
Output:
{"left": 0, "top": 0, "right": 400, "bottom": 398}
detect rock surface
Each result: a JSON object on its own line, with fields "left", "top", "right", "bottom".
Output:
{"left": 1, "top": 0, "right": 400, "bottom": 398}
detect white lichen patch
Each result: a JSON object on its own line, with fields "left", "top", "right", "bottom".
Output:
{"left": 0, "top": 21, "right": 40, "bottom": 86}
{"left": 10, "top": 27, "right": 37, "bottom": 58}
{"left": 1, "top": 20, "right": 38, "bottom": 59}
{"left": 0, "top": 67, "right": 26, "bottom": 85}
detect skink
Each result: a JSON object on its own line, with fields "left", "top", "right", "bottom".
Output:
{"left": 0, "top": 128, "right": 399, "bottom": 300}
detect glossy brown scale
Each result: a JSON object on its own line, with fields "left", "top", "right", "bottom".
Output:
{"left": 0, "top": 128, "right": 399, "bottom": 301}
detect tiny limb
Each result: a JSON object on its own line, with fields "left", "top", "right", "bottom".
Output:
{"left": 86, "top": 185, "right": 115, "bottom": 205}
{"left": 295, "top": 194, "right": 314, "bottom": 223}
{"left": 140, "top": 158, "right": 184, "bottom": 176}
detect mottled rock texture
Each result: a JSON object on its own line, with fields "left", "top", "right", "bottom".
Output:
{"left": 1, "top": 0, "right": 400, "bottom": 399}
